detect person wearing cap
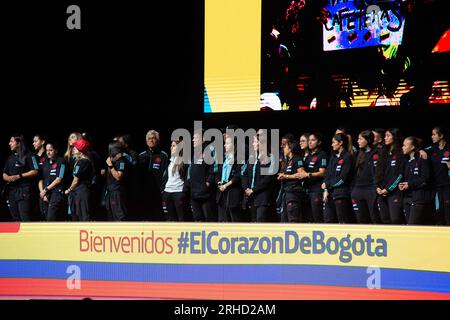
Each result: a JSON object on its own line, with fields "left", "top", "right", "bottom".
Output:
{"left": 138, "top": 130, "right": 169, "bottom": 221}
{"left": 104, "top": 142, "right": 129, "bottom": 221}
{"left": 2, "top": 135, "right": 39, "bottom": 221}
{"left": 65, "top": 138, "right": 94, "bottom": 221}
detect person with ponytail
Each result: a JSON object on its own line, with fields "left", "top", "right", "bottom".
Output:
{"left": 277, "top": 139, "right": 306, "bottom": 222}
{"left": 399, "top": 137, "right": 432, "bottom": 225}
{"left": 2, "top": 135, "right": 39, "bottom": 221}
{"left": 215, "top": 135, "right": 244, "bottom": 222}
{"left": 423, "top": 126, "right": 450, "bottom": 225}
{"left": 162, "top": 139, "right": 189, "bottom": 222}
{"left": 322, "top": 133, "right": 355, "bottom": 223}
{"left": 351, "top": 130, "right": 380, "bottom": 224}
{"left": 38, "top": 142, "right": 67, "bottom": 221}
{"left": 65, "top": 138, "right": 94, "bottom": 221}
{"left": 375, "top": 128, "right": 405, "bottom": 225}
{"left": 301, "top": 133, "right": 328, "bottom": 223}
{"left": 64, "top": 132, "right": 82, "bottom": 172}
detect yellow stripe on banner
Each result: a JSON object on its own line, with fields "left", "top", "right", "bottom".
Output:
{"left": 1, "top": 223, "right": 450, "bottom": 274}
{"left": 205, "top": 0, "right": 261, "bottom": 112}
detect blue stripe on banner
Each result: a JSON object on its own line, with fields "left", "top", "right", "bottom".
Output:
{"left": 0, "top": 260, "right": 449, "bottom": 294}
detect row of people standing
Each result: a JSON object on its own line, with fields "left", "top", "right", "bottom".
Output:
{"left": 276, "top": 127, "right": 450, "bottom": 226}
{"left": 2, "top": 126, "right": 449, "bottom": 225}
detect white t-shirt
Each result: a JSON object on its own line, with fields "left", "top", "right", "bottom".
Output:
{"left": 164, "top": 157, "right": 184, "bottom": 193}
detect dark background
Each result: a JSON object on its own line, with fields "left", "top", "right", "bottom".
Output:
{"left": 0, "top": 1, "right": 449, "bottom": 219}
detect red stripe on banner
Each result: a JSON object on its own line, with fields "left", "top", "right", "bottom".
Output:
{"left": 0, "top": 223, "right": 20, "bottom": 233}
{"left": 1, "top": 279, "right": 450, "bottom": 300}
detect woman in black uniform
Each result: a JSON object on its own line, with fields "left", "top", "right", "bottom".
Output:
{"left": 33, "top": 134, "right": 48, "bottom": 219}
{"left": 302, "top": 133, "right": 327, "bottom": 223}
{"left": 424, "top": 126, "right": 450, "bottom": 225}
{"left": 299, "top": 133, "right": 311, "bottom": 161}
{"left": 322, "top": 133, "right": 355, "bottom": 224}
{"left": 351, "top": 130, "right": 380, "bottom": 224}
{"left": 399, "top": 137, "right": 432, "bottom": 225}
{"left": 64, "top": 132, "right": 82, "bottom": 172}
{"left": 65, "top": 139, "right": 94, "bottom": 221}
{"left": 183, "top": 131, "right": 216, "bottom": 222}
{"left": 104, "top": 142, "right": 129, "bottom": 221}
{"left": 375, "top": 128, "right": 405, "bottom": 225}
{"left": 2, "top": 135, "right": 39, "bottom": 221}
{"left": 38, "top": 142, "right": 67, "bottom": 221}
{"left": 277, "top": 139, "right": 305, "bottom": 222}
{"left": 216, "top": 135, "right": 243, "bottom": 222}
{"left": 242, "top": 130, "right": 278, "bottom": 222}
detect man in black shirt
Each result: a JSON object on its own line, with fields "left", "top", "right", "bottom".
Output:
{"left": 138, "top": 130, "right": 169, "bottom": 221}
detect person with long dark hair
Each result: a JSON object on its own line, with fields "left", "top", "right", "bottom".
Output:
{"left": 242, "top": 130, "right": 278, "bottom": 222}
{"left": 38, "top": 142, "right": 67, "bottom": 221}
{"left": 216, "top": 135, "right": 244, "bottom": 222}
{"left": 322, "top": 133, "right": 354, "bottom": 223}
{"left": 2, "top": 135, "right": 39, "bottom": 221}
{"left": 184, "top": 131, "right": 216, "bottom": 222}
{"left": 375, "top": 128, "right": 405, "bottom": 225}
{"left": 65, "top": 139, "right": 94, "bottom": 221}
{"left": 351, "top": 130, "right": 380, "bottom": 224}
{"left": 277, "top": 139, "right": 305, "bottom": 222}
{"left": 302, "top": 133, "right": 327, "bottom": 223}
{"left": 162, "top": 139, "right": 189, "bottom": 222}
{"left": 399, "top": 137, "right": 432, "bottom": 225}
{"left": 424, "top": 126, "right": 450, "bottom": 225}
{"left": 372, "top": 128, "right": 385, "bottom": 150}
{"left": 299, "top": 133, "right": 311, "bottom": 160}
{"left": 33, "top": 134, "right": 48, "bottom": 219}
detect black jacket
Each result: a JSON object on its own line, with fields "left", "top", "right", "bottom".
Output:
{"left": 215, "top": 162, "right": 243, "bottom": 208}
{"left": 352, "top": 149, "right": 377, "bottom": 188}
{"left": 241, "top": 154, "right": 278, "bottom": 207}
{"left": 138, "top": 147, "right": 169, "bottom": 193}
{"left": 402, "top": 155, "right": 432, "bottom": 203}
{"left": 183, "top": 152, "right": 216, "bottom": 200}
{"left": 324, "top": 151, "right": 353, "bottom": 199}
{"left": 425, "top": 144, "right": 450, "bottom": 189}
{"left": 376, "top": 151, "right": 405, "bottom": 194}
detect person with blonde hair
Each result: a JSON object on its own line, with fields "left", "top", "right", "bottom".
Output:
{"left": 64, "top": 132, "right": 82, "bottom": 172}
{"left": 65, "top": 138, "right": 94, "bottom": 221}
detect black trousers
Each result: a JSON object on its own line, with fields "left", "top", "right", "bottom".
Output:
{"left": 6, "top": 186, "right": 34, "bottom": 222}
{"left": 41, "top": 191, "right": 67, "bottom": 221}
{"left": 105, "top": 190, "right": 128, "bottom": 221}
{"left": 191, "top": 197, "right": 216, "bottom": 222}
{"left": 69, "top": 185, "right": 91, "bottom": 221}
{"left": 351, "top": 186, "right": 380, "bottom": 224}
{"left": 403, "top": 196, "right": 432, "bottom": 225}
{"left": 251, "top": 205, "right": 276, "bottom": 223}
{"left": 163, "top": 191, "right": 187, "bottom": 221}
{"left": 378, "top": 193, "right": 404, "bottom": 225}
{"left": 433, "top": 187, "right": 450, "bottom": 226}
{"left": 218, "top": 205, "right": 243, "bottom": 222}
{"left": 324, "top": 196, "right": 354, "bottom": 224}
{"left": 281, "top": 192, "right": 305, "bottom": 223}
{"left": 307, "top": 191, "right": 324, "bottom": 223}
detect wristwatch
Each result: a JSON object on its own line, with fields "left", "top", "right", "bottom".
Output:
{"left": 308, "top": 173, "right": 312, "bottom": 178}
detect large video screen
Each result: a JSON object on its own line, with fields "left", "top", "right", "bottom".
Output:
{"left": 204, "top": 0, "right": 449, "bottom": 112}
